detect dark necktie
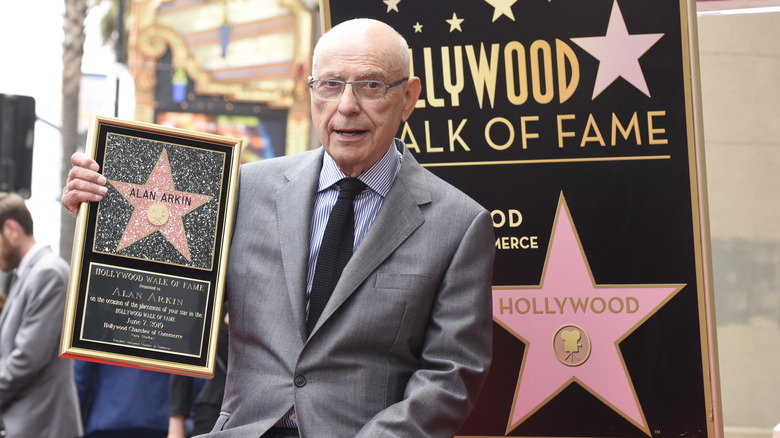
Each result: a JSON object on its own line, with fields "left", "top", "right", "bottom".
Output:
{"left": 306, "top": 177, "right": 366, "bottom": 336}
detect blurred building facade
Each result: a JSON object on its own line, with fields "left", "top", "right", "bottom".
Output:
{"left": 126, "top": 0, "right": 315, "bottom": 160}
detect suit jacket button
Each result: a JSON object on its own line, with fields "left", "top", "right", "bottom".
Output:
{"left": 294, "top": 375, "right": 307, "bottom": 387}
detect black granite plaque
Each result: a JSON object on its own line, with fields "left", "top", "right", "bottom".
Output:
{"left": 81, "top": 264, "right": 209, "bottom": 357}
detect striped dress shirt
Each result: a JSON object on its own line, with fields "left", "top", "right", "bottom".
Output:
{"left": 305, "top": 143, "right": 402, "bottom": 314}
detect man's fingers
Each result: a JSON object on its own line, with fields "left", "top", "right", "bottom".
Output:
{"left": 62, "top": 180, "right": 107, "bottom": 216}
{"left": 62, "top": 152, "right": 108, "bottom": 216}
{"left": 68, "top": 152, "right": 105, "bottom": 186}
{"left": 70, "top": 152, "right": 100, "bottom": 172}
{"left": 64, "top": 177, "right": 107, "bottom": 198}
{"left": 67, "top": 165, "right": 107, "bottom": 187}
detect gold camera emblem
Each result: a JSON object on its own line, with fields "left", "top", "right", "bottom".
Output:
{"left": 553, "top": 324, "right": 591, "bottom": 367}
{"left": 146, "top": 203, "right": 170, "bottom": 226}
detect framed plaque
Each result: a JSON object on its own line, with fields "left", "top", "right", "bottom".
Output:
{"left": 60, "top": 115, "right": 241, "bottom": 378}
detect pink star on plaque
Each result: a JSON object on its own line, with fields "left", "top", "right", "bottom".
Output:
{"left": 492, "top": 194, "right": 684, "bottom": 435}
{"left": 108, "top": 149, "right": 213, "bottom": 261}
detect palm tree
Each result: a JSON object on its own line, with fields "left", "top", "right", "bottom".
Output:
{"left": 60, "top": 0, "right": 88, "bottom": 260}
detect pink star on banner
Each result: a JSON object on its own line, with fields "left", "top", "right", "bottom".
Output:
{"left": 571, "top": 0, "right": 664, "bottom": 99}
{"left": 108, "top": 149, "right": 213, "bottom": 261}
{"left": 492, "top": 194, "right": 683, "bottom": 435}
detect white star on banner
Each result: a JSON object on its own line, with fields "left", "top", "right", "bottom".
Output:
{"left": 446, "top": 12, "right": 465, "bottom": 32}
{"left": 484, "top": 0, "right": 517, "bottom": 22}
{"left": 383, "top": 0, "right": 400, "bottom": 13}
{"left": 570, "top": 0, "right": 663, "bottom": 99}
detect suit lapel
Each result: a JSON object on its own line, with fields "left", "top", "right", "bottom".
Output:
{"left": 276, "top": 151, "right": 323, "bottom": 340}
{"left": 312, "top": 147, "right": 430, "bottom": 334}
{"left": 0, "top": 247, "right": 50, "bottom": 327}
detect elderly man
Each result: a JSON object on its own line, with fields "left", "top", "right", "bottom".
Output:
{"left": 0, "top": 192, "right": 83, "bottom": 437}
{"left": 64, "top": 18, "right": 495, "bottom": 438}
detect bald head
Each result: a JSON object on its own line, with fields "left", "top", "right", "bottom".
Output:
{"left": 308, "top": 18, "right": 421, "bottom": 177}
{"left": 312, "top": 18, "right": 410, "bottom": 79}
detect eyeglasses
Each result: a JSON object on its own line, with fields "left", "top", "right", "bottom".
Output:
{"left": 307, "top": 77, "right": 408, "bottom": 101}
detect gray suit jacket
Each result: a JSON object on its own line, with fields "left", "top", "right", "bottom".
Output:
{"left": 0, "top": 246, "right": 82, "bottom": 438}
{"left": 211, "top": 140, "right": 495, "bottom": 437}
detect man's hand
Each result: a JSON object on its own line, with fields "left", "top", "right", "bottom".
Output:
{"left": 62, "top": 152, "right": 108, "bottom": 216}
{"left": 167, "top": 415, "right": 188, "bottom": 438}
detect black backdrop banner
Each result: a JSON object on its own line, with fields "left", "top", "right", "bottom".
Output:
{"left": 321, "top": 0, "right": 721, "bottom": 437}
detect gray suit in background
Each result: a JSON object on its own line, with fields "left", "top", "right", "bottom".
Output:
{"left": 0, "top": 246, "right": 83, "bottom": 438}
{"left": 210, "top": 140, "right": 495, "bottom": 437}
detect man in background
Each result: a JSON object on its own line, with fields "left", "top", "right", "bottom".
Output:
{"left": 0, "top": 192, "right": 82, "bottom": 437}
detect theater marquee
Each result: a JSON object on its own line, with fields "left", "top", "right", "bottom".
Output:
{"left": 322, "top": 0, "right": 722, "bottom": 437}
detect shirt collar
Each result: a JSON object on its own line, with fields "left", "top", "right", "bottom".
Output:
{"left": 318, "top": 142, "right": 402, "bottom": 197}
{"left": 16, "top": 243, "right": 45, "bottom": 279}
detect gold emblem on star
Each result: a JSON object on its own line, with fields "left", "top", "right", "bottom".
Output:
{"left": 147, "top": 203, "right": 170, "bottom": 226}
{"left": 553, "top": 324, "right": 591, "bottom": 367}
